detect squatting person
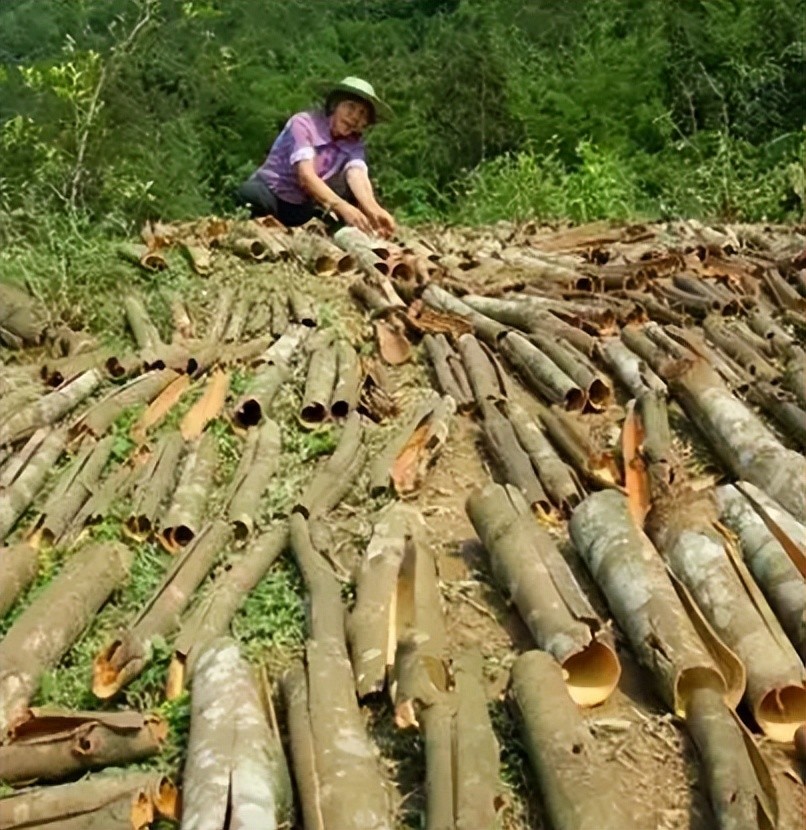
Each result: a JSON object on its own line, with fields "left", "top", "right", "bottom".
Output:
{"left": 236, "top": 76, "right": 395, "bottom": 238}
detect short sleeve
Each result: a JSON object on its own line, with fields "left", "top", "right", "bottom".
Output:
{"left": 344, "top": 142, "right": 368, "bottom": 174}
{"left": 287, "top": 113, "right": 317, "bottom": 165}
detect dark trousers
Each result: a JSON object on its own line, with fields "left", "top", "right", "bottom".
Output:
{"left": 235, "top": 174, "right": 355, "bottom": 227}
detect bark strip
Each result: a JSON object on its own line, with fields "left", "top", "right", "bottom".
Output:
{"left": 93, "top": 521, "right": 232, "bottom": 698}
{"left": 569, "top": 490, "right": 740, "bottom": 715}
{"left": 346, "top": 504, "right": 412, "bottom": 698}
{"left": 227, "top": 418, "right": 281, "bottom": 539}
{"left": 479, "top": 401, "right": 550, "bottom": 514}
{"left": 331, "top": 339, "right": 362, "bottom": 418}
{"left": 369, "top": 396, "right": 455, "bottom": 497}
{"left": 507, "top": 401, "right": 584, "bottom": 514}
{"left": 468, "top": 482, "right": 620, "bottom": 705}
{"left": 510, "top": 650, "right": 630, "bottom": 830}
{"left": 499, "top": 331, "right": 585, "bottom": 410}
{"left": 29, "top": 436, "right": 114, "bottom": 548}
{"left": 0, "top": 707, "right": 167, "bottom": 785}
{"left": 668, "top": 358, "right": 806, "bottom": 521}
{"left": 0, "top": 541, "right": 133, "bottom": 731}
{"left": 160, "top": 431, "right": 219, "bottom": 552}
{"left": 232, "top": 360, "right": 290, "bottom": 429}
{"left": 647, "top": 488, "right": 806, "bottom": 743}
{"left": 124, "top": 432, "right": 184, "bottom": 540}
{"left": 179, "top": 369, "right": 230, "bottom": 441}
{"left": 180, "top": 637, "right": 293, "bottom": 830}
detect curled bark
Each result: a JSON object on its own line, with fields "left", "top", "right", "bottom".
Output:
{"left": 179, "top": 369, "right": 230, "bottom": 441}
{"left": 369, "top": 395, "right": 454, "bottom": 498}
{"left": 717, "top": 485, "right": 805, "bottom": 659}
{"left": 346, "top": 504, "right": 413, "bottom": 698}
{"left": 457, "top": 333, "right": 509, "bottom": 405}
{"left": 422, "top": 333, "right": 474, "bottom": 412}
{"left": 569, "top": 491, "right": 741, "bottom": 715}
{"left": 180, "top": 637, "right": 293, "bottom": 830}
{"left": 499, "top": 331, "right": 585, "bottom": 410}
{"left": 746, "top": 382, "right": 806, "bottom": 450}
{"left": 292, "top": 231, "right": 354, "bottom": 275}
{"left": 270, "top": 293, "right": 290, "bottom": 337}
{"left": 0, "top": 543, "right": 38, "bottom": 618}
{"left": 685, "top": 686, "right": 777, "bottom": 830}
{"left": 421, "top": 284, "right": 507, "bottom": 347}
{"left": 227, "top": 418, "right": 281, "bottom": 538}
{"left": 0, "top": 707, "right": 167, "bottom": 785}
{"left": 289, "top": 288, "right": 317, "bottom": 327}
{"left": 41, "top": 347, "right": 115, "bottom": 388}
{"left": 301, "top": 331, "right": 338, "bottom": 425}
{"left": 296, "top": 412, "right": 366, "bottom": 518}
{"left": 0, "top": 771, "right": 178, "bottom": 830}
{"left": 510, "top": 650, "right": 630, "bottom": 830}
{"left": 599, "top": 338, "right": 667, "bottom": 397}
{"left": 668, "top": 358, "right": 806, "bottom": 521}
{"left": 232, "top": 360, "right": 290, "bottom": 429}
{"left": 124, "top": 432, "right": 184, "bottom": 540}
{"left": 222, "top": 295, "right": 250, "bottom": 343}
{"left": 30, "top": 435, "right": 114, "bottom": 548}
{"left": 331, "top": 339, "right": 362, "bottom": 418}
{"left": 703, "top": 316, "right": 779, "bottom": 382}
{"left": 93, "top": 520, "right": 232, "bottom": 699}
{"left": 160, "top": 432, "right": 218, "bottom": 553}
{"left": 0, "top": 427, "right": 67, "bottom": 542}
{"left": 123, "top": 295, "right": 162, "bottom": 350}
{"left": 479, "top": 401, "right": 550, "bottom": 514}
{"left": 468, "top": 483, "right": 619, "bottom": 705}
{"left": 73, "top": 369, "right": 179, "bottom": 440}
{"left": 168, "top": 524, "right": 288, "bottom": 693}
{"left": 647, "top": 489, "right": 806, "bottom": 743}
{"left": 0, "top": 281, "right": 48, "bottom": 347}
{"left": 537, "top": 405, "right": 621, "bottom": 491}
{"left": 119, "top": 242, "right": 168, "bottom": 272}
{"left": 0, "top": 369, "right": 102, "bottom": 447}
{"left": 207, "top": 287, "right": 235, "bottom": 343}
{"left": 0, "top": 541, "right": 133, "bottom": 731}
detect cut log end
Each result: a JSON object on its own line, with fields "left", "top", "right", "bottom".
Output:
{"left": 330, "top": 399, "right": 350, "bottom": 419}
{"left": 564, "top": 388, "right": 586, "bottom": 412}
{"left": 300, "top": 403, "right": 327, "bottom": 425}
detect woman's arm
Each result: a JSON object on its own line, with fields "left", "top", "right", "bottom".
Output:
{"left": 346, "top": 166, "right": 395, "bottom": 237}
{"left": 296, "top": 160, "right": 373, "bottom": 234}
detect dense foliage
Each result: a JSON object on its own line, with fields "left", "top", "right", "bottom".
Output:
{"left": 0, "top": 0, "right": 803, "bottom": 237}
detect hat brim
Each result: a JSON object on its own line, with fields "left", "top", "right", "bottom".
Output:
{"left": 320, "top": 81, "right": 394, "bottom": 122}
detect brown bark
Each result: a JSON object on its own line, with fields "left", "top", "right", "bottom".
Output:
{"left": 456, "top": 333, "right": 509, "bottom": 405}
{"left": 0, "top": 707, "right": 166, "bottom": 785}
{"left": 422, "top": 334, "right": 474, "bottom": 413}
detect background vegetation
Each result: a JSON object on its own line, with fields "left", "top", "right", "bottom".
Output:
{"left": 0, "top": 0, "right": 804, "bottom": 243}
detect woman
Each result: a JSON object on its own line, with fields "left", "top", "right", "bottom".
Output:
{"left": 237, "top": 77, "right": 395, "bottom": 238}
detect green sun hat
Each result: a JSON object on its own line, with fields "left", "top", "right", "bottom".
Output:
{"left": 321, "top": 76, "right": 394, "bottom": 122}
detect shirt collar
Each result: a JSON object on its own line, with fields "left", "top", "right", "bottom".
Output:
{"left": 308, "top": 109, "right": 362, "bottom": 150}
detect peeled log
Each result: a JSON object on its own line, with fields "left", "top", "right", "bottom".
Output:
{"left": 569, "top": 491, "right": 741, "bottom": 715}
{"left": 0, "top": 541, "right": 133, "bottom": 732}
{"left": 668, "top": 358, "right": 806, "bottom": 521}
{"left": 0, "top": 707, "right": 166, "bottom": 785}
{"left": 647, "top": 489, "right": 806, "bottom": 743}
{"left": 468, "top": 482, "right": 620, "bottom": 706}
{"left": 510, "top": 650, "right": 630, "bottom": 830}
{"left": 718, "top": 484, "right": 805, "bottom": 659}
{"left": 180, "top": 637, "right": 293, "bottom": 830}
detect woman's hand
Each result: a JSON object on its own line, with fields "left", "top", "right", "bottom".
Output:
{"left": 366, "top": 205, "right": 395, "bottom": 238}
{"left": 335, "top": 200, "right": 374, "bottom": 235}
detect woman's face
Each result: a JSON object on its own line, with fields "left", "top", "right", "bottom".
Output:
{"left": 330, "top": 99, "right": 372, "bottom": 139}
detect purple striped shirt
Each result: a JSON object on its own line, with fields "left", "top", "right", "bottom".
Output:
{"left": 253, "top": 109, "right": 368, "bottom": 204}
